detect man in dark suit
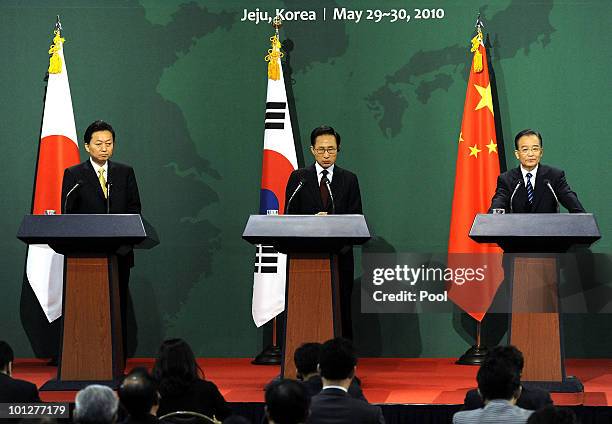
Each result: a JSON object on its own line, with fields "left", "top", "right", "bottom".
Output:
{"left": 265, "top": 379, "right": 310, "bottom": 424}
{"left": 308, "top": 338, "right": 384, "bottom": 424}
{"left": 118, "top": 367, "right": 161, "bottom": 424}
{"left": 61, "top": 120, "right": 142, "bottom": 356}
{"left": 0, "top": 341, "right": 41, "bottom": 402}
{"left": 284, "top": 126, "right": 362, "bottom": 339}
{"left": 462, "top": 345, "right": 552, "bottom": 411}
{"left": 489, "top": 129, "right": 584, "bottom": 213}
{"left": 295, "top": 342, "right": 366, "bottom": 401}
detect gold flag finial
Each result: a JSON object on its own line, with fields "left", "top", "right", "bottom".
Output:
{"left": 470, "top": 13, "right": 484, "bottom": 73}
{"left": 265, "top": 16, "right": 284, "bottom": 80}
{"left": 48, "top": 16, "right": 65, "bottom": 74}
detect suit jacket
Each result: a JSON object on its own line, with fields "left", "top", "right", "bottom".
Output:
{"left": 0, "top": 373, "right": 41, "bottom": 403}
{"left": 61, "top": 160, "right": 141, "bottom": 215}
{"left": 284, "top": 164, "right": 362, "bottom": 215}
{"left": 453, "top": 400, "right": 533, "bottom": 424}
{"left": 120, "top": 413, "right": 160, "bottom": 424}
{"left": 489, "top": 164, "right": 584, "bottom": 213}
{"left": 301, "top": 375, "right": 367, "bottom": 402}
{"left": 463, "top": 385, "right": 552, "bottom": 411}
{"left": 307, "top": 388, "right": 385, "bottom": 424}
{"left": 156, "top": 379, "right": 231, "bottom": 421}
{"left": 61, "top": 160, "right": 142, "bottom": 267}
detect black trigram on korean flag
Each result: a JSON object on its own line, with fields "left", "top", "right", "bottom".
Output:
{"left": 265, "top": 102, "right": 286, "bottom": 130}
{"left": 254, "top": 244, "right": 279, "bottom": 274}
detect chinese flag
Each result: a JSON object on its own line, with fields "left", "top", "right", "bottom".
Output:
{"left": 447, "top": 31, "right": 503, "bottom": 322}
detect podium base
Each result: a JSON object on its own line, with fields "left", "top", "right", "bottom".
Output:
{"left": 40, "top": 379, "right": 121, "bottom": 391}
{"left": 251, "top": 345, "right": 281, "bottom": 365}
{"left": 455, "top": 345, "right": 488, "bottom": 366}
{"left": 523, "top": 377, "right": 583, "bottom": 393}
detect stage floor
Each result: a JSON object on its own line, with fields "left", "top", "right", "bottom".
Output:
{"left": 13, "top": 358, "right": 612, "bottom": 406}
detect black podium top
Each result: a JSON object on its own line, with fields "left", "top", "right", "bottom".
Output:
{"left": 242, "top": 215, "right": 371, "bottom": 253}
{"left": 17, "top": 214, "right": 157, "bottom": 254}
{"left": 469, "top": 213, "right": 601, "bottom": 252}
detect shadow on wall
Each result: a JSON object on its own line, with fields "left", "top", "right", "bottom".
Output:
{"left": 354, "top": 236, "right": 423, "bottom": 357}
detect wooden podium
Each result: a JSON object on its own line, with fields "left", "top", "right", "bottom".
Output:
{"left": 243, "top": 215, "right": 370, "bottom": 379}
{"left": 470, "top": 213, "right": 600, "bottom": 392}
{"left": 17, "top": 214, "right": 157, "bottom": 390}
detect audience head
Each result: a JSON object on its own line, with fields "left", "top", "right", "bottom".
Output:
{"left": 485, "top": 345, "right": 524, "bottom": 374}
{"left": 294, "top": 342, "right": 322, "bottom": 380}
{"left": 222, "top": 416, "right": 251, "bottom": 424}
{"left": 477, "top": 358, "right": 521, "bottom": 402}
{"left": 118, "top": 367, "right": 159, "bottom": 418}
{"left": 318, "top": 338, "right": 357, "bottom": 381}
{"left": 265, "top": 379, "right": 310, "bottom": 424}
{"left": 74, "top": 385, "right": 119, "bottom": 424}
{"left": 152, "top": 338, "right": 203, "bottom": 395}
{"left": 527, "top": 405, "right": 577, "bottom": 424}
{"left": 0, "top": 341, "right": 14, "bottom": 374}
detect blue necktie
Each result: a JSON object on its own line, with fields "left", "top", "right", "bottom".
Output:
{"left": 526, "top": 172, "right": 534, "bottom": 204}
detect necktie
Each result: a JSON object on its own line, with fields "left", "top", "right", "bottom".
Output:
{"left": 98, "top": 168, "right": 108, "bottom": 198}
{"left": 526, "top": 172, "right": 534, "bottom": 204}
{"left": 320, "top": 170, "right": 330, "bottom": 210}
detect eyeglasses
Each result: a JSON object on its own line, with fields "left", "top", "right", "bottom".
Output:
{"left": 517, "top": 146, "right": 542, "bottom": 154}
{"left": 314, "top": 147, "right": 337, "bottom": 155}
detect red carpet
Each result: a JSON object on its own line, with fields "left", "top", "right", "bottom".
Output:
{"left": 13, "top": 358, "right": 612, "bottom": 406}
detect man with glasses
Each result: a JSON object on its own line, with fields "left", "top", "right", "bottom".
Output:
{"left": 284, "top": 125, "right": 362, "bottom": 339}
{"left": 489, "top": 129, "right": 584, "bottom": 213}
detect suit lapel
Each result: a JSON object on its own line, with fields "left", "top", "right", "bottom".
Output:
{"left": 83, "top": 160, "right": 107, "bottom": 201}
{"left": 330, "top": 165, "right": 345, "bottom": 212}
{"left": 306, "top": 164, "right": 324, "bottom": 210}
{"left": 531, "top": 164, "right": 547, "bottom": 211}
{"left": 510, "top": 167, "right": 528, "bottom": 212}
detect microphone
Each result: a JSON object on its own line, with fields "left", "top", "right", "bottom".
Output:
{"left": 509, "top": 180, "right": 522, "bottom": 213}
{"left": 324, "top": 178, "right": 335, "bottom": 214}
{"left": 63, "top": 180, "right": 83, "bottom": 214}
{"left": 285, "top": 180, "right": 305, "bottom": 214}
{"left": 106, "top": 181, "right": 112, "bottom": 214}
{"left": 544, "top": 179, "right": 560, "bottom": 213}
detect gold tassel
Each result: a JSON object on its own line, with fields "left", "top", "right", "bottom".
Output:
{"left": 48, "top": 29, "right": 65, "bottom": 74}
{"left": 470, "top": 28, "right": 483, "bottom": 73}
{"left": 264, "top": 34, "right": 283, "bottom": 80}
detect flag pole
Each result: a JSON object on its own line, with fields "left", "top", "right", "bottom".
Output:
{"left": 456, "top": 319, "right": 487, "bottom": 365}
{"left": 252, "top": 15, "right": 286, "bottom": 367}
{"left": 451, "top": 13, "right": 495, "bottom": 366}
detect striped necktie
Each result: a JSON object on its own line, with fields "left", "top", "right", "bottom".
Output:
{"left": 526, "top": 172, "right": 534, "bottom": 204}
{"left": 98, "top": 168, "right": 108, "bottom": 198}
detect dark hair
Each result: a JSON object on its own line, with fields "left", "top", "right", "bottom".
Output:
{"left": 310, "top": 125, "right": 341, "bottom": 150}
{"left": 152, "top": 338, "right": 203, "bottom": 396}
{"left": 527, "top": 405, "right": 577, "bottom": 424}
{"left": 514, "top": 128, "right": 542, "bottom": 150}
{"left": 477, "top": 358, "right": 520, "bottom": 401}
{"left": 294, "top": 343, "right": 322, "bottom": 378}
{"left": 484, "top": 345, "right": 524, "bottom": 373}
{"left": 222, "top": 416, "right": 252, "bottom": 424}
{"left": 118, "top": 367, "right": 158, "bottom": 418}
{"left": 84, "top": 120, "right": 115, "bottom": 145}
{"left": 318, "top": 338, "right": 356, "bottom": 380}
{"left": 265, "top": 379, "right": 309, "bottom": 424}
{"left": 0, "top": 341, "right": 14, "bottom": 370}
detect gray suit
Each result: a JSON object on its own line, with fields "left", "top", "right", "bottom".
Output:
{"left": 453, "top": 399, "right": 533, "bottom": 424}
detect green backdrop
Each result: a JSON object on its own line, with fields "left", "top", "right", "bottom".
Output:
{"left": 1, "top": 0, "right": 611, "bottom": 358}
